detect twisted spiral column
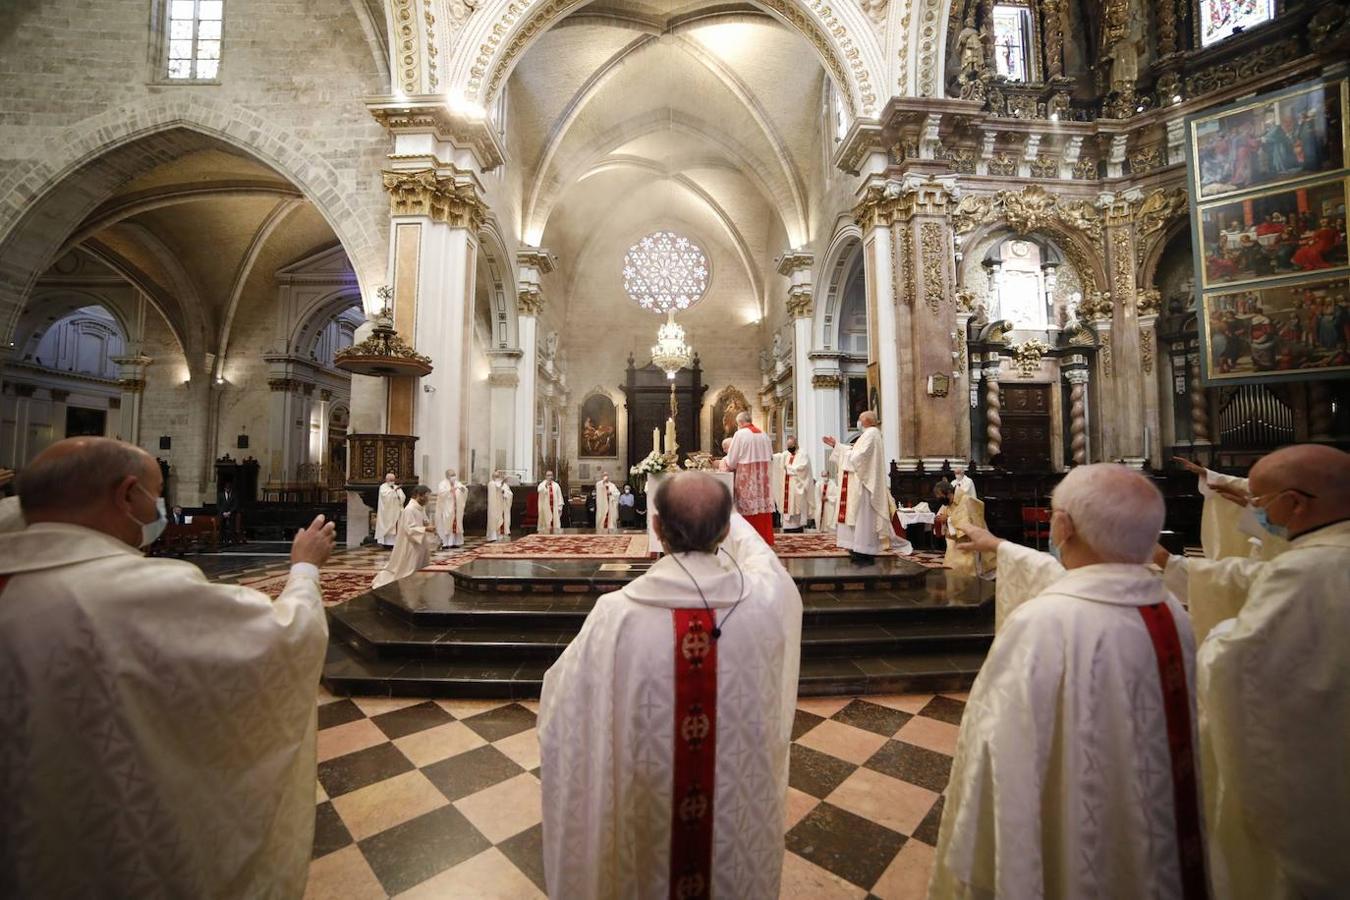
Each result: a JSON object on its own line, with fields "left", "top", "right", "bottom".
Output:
{"left": 984, "top": 368, "right": 1002, "bottom": 459}
{"left": 1065, "top": 369, "right": 1090, "bottom": 466}
{"left": 1189, "top": 357, "right": 1210, "bottom": 443}
{"left": 1309, "top": 380, "right": 1334, "bottom": 441}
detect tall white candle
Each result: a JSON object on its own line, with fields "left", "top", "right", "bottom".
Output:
{"left": 665, "top": 416, "right": 677, "bottom": 454}
{"left": 654, "top": 426, "right": 661, "bottom": 454}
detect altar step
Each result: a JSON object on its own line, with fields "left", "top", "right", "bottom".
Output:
{"left": 323, "top": 568, "right": 994, "bottom": 698}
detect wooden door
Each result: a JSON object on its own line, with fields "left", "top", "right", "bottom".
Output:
{"left": 999, "top": 384, "right": 1053, "bottom": 471}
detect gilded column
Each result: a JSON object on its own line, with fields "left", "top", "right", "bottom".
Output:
{"left": 778, "top": 249, "right": 817, "bottom": 453}
{"left": 1137, "top": 290, "right": 1162, "bottom": 466}
{"left": 1100, "top": 191, "right": 1145, "bottom": 464}
{"left": 112, "top": 353, "right": 152, "bottom": 444}
{"left": 1188, "top": 356, "right": 1211, "bottom": 447}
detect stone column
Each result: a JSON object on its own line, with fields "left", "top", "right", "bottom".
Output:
{"left": 809, "top": 355, "right": 845, "bottom": 460}
{"left": 1136, "top": 291, "right": 1162, "bottom": 466}
{"left": 1082, "top": 291, "right": 1116, "bottom": 458}
{"left": 487, "top": 350, "right": 522, "bottom": 477}
{"left": 1064, "top": 363, "right": 1091, "bottom": 466}
{"left": 778, "top": 249, "right": 817, "bottom": 453}
{"left": 514, "top": 247, "right": 556, "bottom": 481}
{"left": 1100, "top": 191, "right": 1145, "bottom": 465}
{"left": 48, "top": 389, "right": 70, "bottom": 441}
{"left": 853, "top": 184, "right": 904, "bottom": 464}
{"left": 983, "top": 353, "right": 1003, "bottom": 459}
{"left": 112, "top": 353, "right": 152, "bottom": 444}
{"left": 8, "top": 384, "right": 35, "bottom": 465}
{"left": 369, "top": 97, "right": 504, "bottom": 482}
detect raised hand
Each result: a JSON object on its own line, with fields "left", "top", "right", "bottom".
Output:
{"left": 1171, "top": 456, "right": 1207, "bottom": 477}
{"left": 291, "top": 514, "right": 337, "bottom": 567}
{"left": 954, "top": 523, "right": 1003, "bottom": 554}
{"left": 822, "top": 436, "right": 837, "bottom": 448}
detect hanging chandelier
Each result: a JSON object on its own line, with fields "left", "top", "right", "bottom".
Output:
{"left": 622, "top": 230, "right": 709, "bottom": 314}
{"left": 650, "top": 312, "right": 693, "bottom": 380}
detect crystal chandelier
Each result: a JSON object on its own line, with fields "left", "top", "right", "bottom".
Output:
{"left": 650, "top": 312, "right": 693, "bottom": 380}
{"left": 622, "top": 230, "right": 709, "bottom": 314}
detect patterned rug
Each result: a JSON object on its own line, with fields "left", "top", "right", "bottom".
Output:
{"left": 463, "top": 533, "right": 648, "bottom": 559}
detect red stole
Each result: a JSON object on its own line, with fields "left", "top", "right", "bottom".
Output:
{"left": 670, "top": 609, "right": 717, "bottom": 900}
{"left": 1136, "top": 602, "right": 1207, "bottom": 900}
{"left": 837, "top": 471, "right": 850, "bottom": 524}
{"left": 745, "top": 424, "right": 761, "bottom": 433}
{"left": 782, "top": 452, "right": 794, "bottom": 509}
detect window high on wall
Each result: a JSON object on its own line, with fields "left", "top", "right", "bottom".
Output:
{"left": 165, "top": 0, "right": 223, "bottom": 80}
{"left": 991, "top": 4, "right": 1032, "bottom": 82}
{"left": 1199, "top": 0, "right": 1275, "bottom": 47}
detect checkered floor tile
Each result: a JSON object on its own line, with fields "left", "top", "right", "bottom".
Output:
{"left": 306, "top": 687, "right": 965, "bottom": 898}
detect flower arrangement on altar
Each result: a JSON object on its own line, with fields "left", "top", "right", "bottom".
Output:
{"left": 630, "top": 450, "right": 679, "bottom": 476}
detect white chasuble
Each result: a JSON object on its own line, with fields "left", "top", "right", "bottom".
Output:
{"left": 537, "top": 481, "right": 564, "bottom": 534}
{"left": 771, "top": 450, "right": 814, "bottom": 527}
{"left": 375, "top": 482, "right": 405, "bottom": 546}
{"left": 0, "top": 523, "right": 327, "bottom": 899}
{"left": 1196, "top": 519, "right": 1350, "bottom": 900}
{"left": 372, "top": 502, "right": 434, "bottom": 588}
{"left": 829, "top": 428, "right": 909, "bottom": 554}
{"left": 434, "top": 478, "right": 467, "bottom": 547}
{"left": 817, "top": 475, "right": 837, "bottom": 533}
{"left": 539, "top": 514, "right": 802, "bottom": 899}
{"left": 595, "top": 480, "right": 620, "bottom": 533}
{"left": 0, "top": 495, "right": 23, "bottom": 533}
{"left": 930, "top": 561, "right": 1204, "bottom": 900}
{"left": 487, "top": 479, "right": 512, "bottom": 540}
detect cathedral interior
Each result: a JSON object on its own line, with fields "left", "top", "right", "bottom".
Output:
{"left": 1, "top": 0, "right": 1348, "bottom": 895}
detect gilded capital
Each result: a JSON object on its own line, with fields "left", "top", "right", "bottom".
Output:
{"left": 382, "top": 169, "right": 487, "bottom": 231}
{"left": 811, "top": 373, "right": 843, "bottom": 389}
{"left": 786, "top": 289, "right": 813, "bottom": 319}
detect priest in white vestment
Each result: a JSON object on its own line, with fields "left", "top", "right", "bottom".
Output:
{"left": 930, "top": 464, "right": 1206, "bottom": 900}
{"left": 540, "top": 472, "right": 802, "bottom": 899}
{"left": 951, "top": 465, "right": 977, "bottom": 501}
{"left": 486, "top": 470, "right": 512, "bottom": 541}
{"left": 771, "top": 437, "right": 814, "bottom": 532}
{"left": 723, "top": 411, "right": 776, "bottom": 545}
{"left": 817, "top": 472, "right": 837, "bottom": 534}
{"left": 1165, "top": 445, "right": 1350, "bottom": 899}
{"left": 434, "top": 469, "right": 468, "bottom": 548}
{"left": 375, "top": 472, "right": 404, "bottom": 547}
{"left": 0, "top": 437, "right": 334, "bottom": 899}
{"left": 823, "top": 411, "right": 911, "bottom": 561}
{"left": 372, "top": 485, "right": 435, "bottom": 588}
{"left": 537, "top": 470, "right": 564, "bottom": 534}
{"left": 595, "top": 471, "right": 620, "bottom": 533}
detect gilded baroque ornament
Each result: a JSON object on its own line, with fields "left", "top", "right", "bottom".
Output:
{"left": 382, "top": 169, "right": 486, "bottom": 229}
{"left": 987, "top": 153, "right": 1017, "bottom": 176}
{"left": 394, "top": 0, "right": 420, "bottom": 93}
{"left": 1140, "top": 326, "right": 1154, "bottom": 374}
{"left": 1111, "top": 230, "right": 1134, "bottom": 301}
{"left": 1012, "top": 338, "right": 1050, "bottom": 377}
{"left": 1135, "top": 186, "right": 1188, "bottom": 240}
{"left": 1135, "top": 289, "right": 1162, "bottom": 317}
{"left": 1079, "top": 290, "right": 1113, "bottom": 320}
{"left": 899, "top": 223, "right": 916, "bottom": 306}
{"left": 812, "top": 373, "right": 843, "bottom": 389}
{"left": 786, "top": 290, "right": 813, "bottom": 319}
{"left": 920, "top": 222, "right": 946, "bottom": 314}
{"left": 953, "top": 185, "right": 1103, "bottom": 248}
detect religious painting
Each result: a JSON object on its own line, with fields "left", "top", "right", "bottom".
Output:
{"left": 1199, "top": 0, "right": 1275, "bottom": 49}
{"left": 866, "top": 362, "right": 881, "bottom": 422}
{"left": 578, "top": 393, "right": 617, "bottom": 457}
{"left": 1199, "top": 275, "right": 1350, "bottom": 383}
{"left": 709, "top": 386, "right": 749, "bottom": 454}
{"left": 1189, "top": 77, "right": 1347, "bottom": 201}
{"left": 1197, "top": 177, "right": 1348, "bottom": 289}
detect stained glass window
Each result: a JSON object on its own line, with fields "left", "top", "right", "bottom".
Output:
{"left": 991, "top": 5, "right": 1031, "bottom": 83}
{"left": 1199, "top": 0, "right": 1275, "bottom": 47}
{"left": 166, "top": 0, "right": 224, "bottom": 80}
{"left": 622, "top": 232, "right": 710, "bottom": 314}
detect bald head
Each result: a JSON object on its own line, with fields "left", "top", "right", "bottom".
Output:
{"left": 1249, "top": 444, "right": 1350, "bottom": 538}
{"left": 1051, "top": 463, "right": 1165, "bottom": 565}
{"left": 653, "top": 471, "right": 733, "bottom": 554}
{"left": 18, "top": 437, "right": 162, "bottom": 547}
{"left": 736, "top": 411, "right": 752, "bottom": 426}
{"left": 859, "top": 410, "right": 878, "bottom": 428}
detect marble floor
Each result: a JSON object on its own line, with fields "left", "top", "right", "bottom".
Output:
{"left": 305, "top": 685, "right": 962, "bottom": 899}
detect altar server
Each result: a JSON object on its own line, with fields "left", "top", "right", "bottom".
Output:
{"left": 372, "top": 485, "right": 435, "bottom": 588}
{"left": 537, "top": 470, "right": 564, "bottom": 534}
{"left": 951, "top": 464, "right": 977, "bottom": 501}
{"left": 723, "top": 411, "right": 775, "bottom": 545}
{"left": 540, "top": 472, "right": 802, "bottom": 899}
{"left": 595, "top": 471, "right": 620, "bottom": 533}
{"left": 487, "top": 470, "right": 512, "bottom": 541}
{"left": 823, "top": 411, "right": 905, "bottom": 561}
{"left": 1181, "top": 445, "right": 1350, "bottom": 900}
{"left": 929, "top": 464, "right": 1204, "bottom": 900}
{"left": 374, "top": 472, "right": 404, "bottom": 547}
{"left": 0, "top": 437, "right": 333, "bottom": 898}
{"left": 434, "top": 468, "right": 467, "bottom": 548}
{"left": 771, "top": 436, "right": 814, "bottom": 532}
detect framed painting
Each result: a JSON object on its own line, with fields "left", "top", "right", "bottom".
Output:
{"left": 1197, "top": 177, "right": 1348, "bottom": 289}
{"left": 709, "top": 386, "right": 749, "bottom": 454}
{"left": 578, "top": 393, "right": 617, "bottom": 457}
{"left": 1198, "top": 275, "right": 1350, "bottom": 383}
{"left": 866, "top": 362, "right": 881, "bottom": 422}
{"left": 1189, "top": 77, "right": 1347, "bottom": 202}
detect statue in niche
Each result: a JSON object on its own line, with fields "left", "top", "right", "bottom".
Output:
{"left": 772, "top": 333, "right": 784, "bottom": 361}
{"left": 955, "top": 17, "right": 987, "bottom": 75}
{"left": 1064, "top": 292, "right": 1082, "bottom": 328}
{"left": 541, "top": 330, "right": 559, "bottom": 365}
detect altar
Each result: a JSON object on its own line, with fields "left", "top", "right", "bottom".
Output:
{"left": 645, "top": 470, "right": 734, "bottom": 555}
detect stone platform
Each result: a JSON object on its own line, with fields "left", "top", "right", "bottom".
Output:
{"left": 323, "top": 554, "right": 994, "bottom": 699}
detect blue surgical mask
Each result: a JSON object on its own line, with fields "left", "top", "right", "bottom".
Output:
{"left": 1048, "top": 539, "right": 1062, "bottom": 563}
{"left": 1250, "top": 504, "right": 1289, "bottom": 540}
{"left": 129, "top": 484, "right": 167, "bottom": 548}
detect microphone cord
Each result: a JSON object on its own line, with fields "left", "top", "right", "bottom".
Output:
{"left": 668, "top": 546, "right": 746, "bottom": 640}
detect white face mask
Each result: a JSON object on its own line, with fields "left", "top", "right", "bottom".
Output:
{"left": 128, "top": 483, "right": 167, "bottom": 548}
